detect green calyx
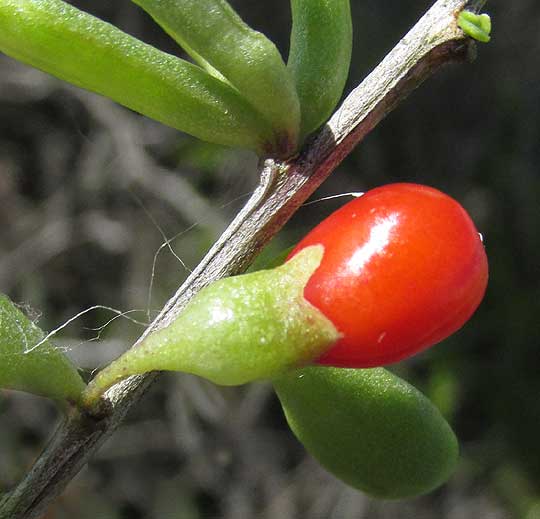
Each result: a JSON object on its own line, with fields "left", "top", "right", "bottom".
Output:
{"left": 83, "top": 246, "right": 340, "bottom": 405}
{"left": 0, "top": 294, "right": 86, "bottom": 405}
{"left": 458, "top": 11, "right": 492, "bottom": 43}
{"left": 274, "top": 366, "right": 459, "bottom": 499}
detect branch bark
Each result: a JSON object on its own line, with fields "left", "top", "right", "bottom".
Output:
{"left": 0, "top": 0, "right": 486, "bottom": 517}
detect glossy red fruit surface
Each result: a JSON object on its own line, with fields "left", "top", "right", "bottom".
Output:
{"left": 288, "top": 183, "right": 488, "bottom": 368}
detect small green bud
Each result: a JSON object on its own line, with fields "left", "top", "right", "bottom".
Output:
{"left": 458, "top": 11, "right": 492, "bottom": 43}
{"left": 274, "top": 366, "right": 459, "bottom": 499}
{"left": 83, "top": 246, "right": 340, "bottom": 405}
{"left": 0, "top": 294, "right": 86, "bottom": 405}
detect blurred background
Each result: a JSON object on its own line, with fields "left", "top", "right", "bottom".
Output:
{"left": 1, "top": 0, "right": 539, "bottom": 518}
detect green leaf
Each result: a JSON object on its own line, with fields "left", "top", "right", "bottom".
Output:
{"left": 288, "top": 0, "right": 352, "bottom": 139}
{"left": 130, "top": 0, "right": 301, "bottom": 156}
{"left": 273, "top": 366, "right": 459, "bottom": 499}
{"left": 0, "top": 294, "right": 86, "bottom": 404}
{"left": 0, "top": 0, "right": 276, "bottom": 153}
{"left": 83, "top": 246, "right": 339, "bottom": 405}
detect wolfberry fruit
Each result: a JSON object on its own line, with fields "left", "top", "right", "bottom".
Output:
{"left": 288, "top": 183, "right": 488, "bottom": 367}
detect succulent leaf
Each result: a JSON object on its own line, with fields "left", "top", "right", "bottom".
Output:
{"left": 274, "top": 365, "right": 459, "bottom": 498}
{"left": 131, "top": 0, "right": 301, "bottom": 156}
{"left": 0, "top": 294, "right": 86, "bottom": 404}
{"left": 288, "top": 0, "right": 352, "bottom": 139}
{"left": 0, "top": 0, "right": 276, "bottom": 152}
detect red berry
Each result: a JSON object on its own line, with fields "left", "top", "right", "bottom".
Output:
{"left": 288, "top": 183, "right": 488, "bottom": 368}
